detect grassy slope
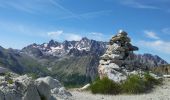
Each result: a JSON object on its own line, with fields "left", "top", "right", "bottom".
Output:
{"left": 48, "top": 56, "right": 94, "bottom": 86}
{"left": 0, "top": 48, "right": 49, "bottom": 76}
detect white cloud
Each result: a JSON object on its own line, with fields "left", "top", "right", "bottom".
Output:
{"left": 65, "top": 34, "right": 82, "bottom": 41}
{"left": 162, "top": 28, "right": 170, "bottom": 34}
{"left": 144, "top": 30, "right": 160, "bottom": 39}
{"left": 46, "top": 30, "right": 110, "bottom": 41}
{"left": 139, "top": 40, "right": 170, "bottom": 54}
{"left": 47, "top": 30, "right": 82, "bottom": 41}
{"left": 119, "top": 0, "right": 160, "bottom": 9}
{"left": 89, "top": 32, "right": 103, "bottom": 36}
{"left": 87, "top": 32, "right": 110, "bottom": 41}
{"left": 47, "top": 30, "right": 63, "bottom": 36}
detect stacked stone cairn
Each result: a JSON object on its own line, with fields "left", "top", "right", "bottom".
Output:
{"left": 98, "top": 30, "right": 139, "bottom": 82}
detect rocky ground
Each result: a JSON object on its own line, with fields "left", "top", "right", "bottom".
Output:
{"left": 0, "top": 72, "right": 72, "bottom": 100}
{"left": 70, "top": 78, "right": 170, "bottom": 100}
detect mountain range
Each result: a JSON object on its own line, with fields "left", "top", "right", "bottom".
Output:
{"left": 0, "top": 37, "right": 168, "bottom": 86}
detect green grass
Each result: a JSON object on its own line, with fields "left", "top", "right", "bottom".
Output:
{"left": 144, "top": 73, "right": 161, "bottom": 88}
{"left": 90, "top": 74, "right": 161, "bottom": 95}
{"left": 27, "top": 73, "right": 38, "bottom": 79}
{"left": 121, "top": 75, "right": 146, "bottom": 94}
{"left": 7, "top": 79, "right": 13, "bottom": 84}
{"left": 90, "top": 77, "right": 121, "bottom": 94}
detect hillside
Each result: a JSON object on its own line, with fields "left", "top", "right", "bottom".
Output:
{"left": 0, "top": 46, "right": 49, "bottom": 75}
{"left": 151, "top": 64, "right": 170, "bottom": 75}
{"left": 0, "top": 38, "right": 168, "bottom": 86}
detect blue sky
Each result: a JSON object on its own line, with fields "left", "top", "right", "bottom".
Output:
{"left": 0, "top": 0, "right": 170, "bottom": 62}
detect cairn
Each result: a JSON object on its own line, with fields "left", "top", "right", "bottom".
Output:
{"left": 98, "top": 30, "right": 139, "bottom": 82}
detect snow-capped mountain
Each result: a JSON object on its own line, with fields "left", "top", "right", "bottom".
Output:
{"left": 21, "top": 37, "right": 168, "bottom": 68}
{"left": 21, "top": 37, "right": 107, "bottom": 57}
{"left": 0, "top": 37, "right": 168, "bottom": 86}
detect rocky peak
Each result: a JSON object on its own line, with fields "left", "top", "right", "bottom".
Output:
{"left": 21, "top": 37, "right": 106, "bottom": 57}
{"left": 134, "top": 53, "right": 168, "bottom": 67}
{"left": 81, "top": 37, "right": 89, "bottom": 41}
{"left": 48, "top": 40, "right": 60, "bottom": 47}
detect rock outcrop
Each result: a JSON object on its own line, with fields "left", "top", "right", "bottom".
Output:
{"left": 0, "top": 73, "right": 72, "bottom": 100}
{"left": 98, "top": 30, "right": 141, "bottom": 82}
{"left": 36, "top": 76, "right": 72, "bottom": 100}
{"left": 0, "top": 67, "right": 8, "bottom": 74}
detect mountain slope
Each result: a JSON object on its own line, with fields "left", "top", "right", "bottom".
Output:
{"left": 21, "top": 37, "right": 107, "bottom": 57}
{"left": 0, "top": 38, "right": 168, "bottom": 86}
{"left": 0, "top": 46, "right": 49, "bottom": 76}
{"left": 20, "top": 38, "right": 168, "bottom": 85}
{"left": 134, "top": 54, "right": 168, "bottom": 68}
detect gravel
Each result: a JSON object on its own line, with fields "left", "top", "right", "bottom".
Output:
{"left": 70, "top": 78, "right": 170, "bottom": 100}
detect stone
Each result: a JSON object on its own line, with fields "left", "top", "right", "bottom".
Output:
{"left": 107, "top": 70, "right": 127, "bottom": 82}
{"left": 100, "top": 54, "right": 110, "bottom": 60}
{"left": 109, "top": 54, "right": 123, "bottom": 60}
{"left": 36, "top": 76, "right": 62, "bottom": 89}
{"left": 51, "top": 88, "right": 59, "bottom": 94}
{"left": 0, "top": 67, "right": 8, "bottom": 74}
{"left": 35, "top": 81, "right": 51, "bottom": 100}
{"left": 36, "top": 76, "right": 72, "bottom": 100}
{"left": 99, "top": 60, "right": 110, "bottom": 65}
{"left": 58, "top": 87, "right": 72, "bottom": 97}
{"left": 3, "top": 89, "right": 22, "bottom": 100}
{"left": 79, "top": 83, "right": 90, "bottom": 91}
{"left": 23, "top": 84, "right": 41, "bottom": 100}
{"left": 0, "top": 73, "right": 72, "bottom": 100}
{"left": 98, "top": 30, "right": 140, "bottom": 82}
{"left": 14, "top": 75, "right": 32, "bottom": 87}
{"left": 51, "top": 87, "right": 72, "bottom": 100}
{"left": 0, "top": 90, "right": 4, "bottom": 100}
{"left": 108, "top": 63, "right": 120, "bottom": 70}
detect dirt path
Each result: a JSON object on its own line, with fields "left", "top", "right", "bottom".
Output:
{"left": 70, "top": 78, "right": 170, "bottom": 100}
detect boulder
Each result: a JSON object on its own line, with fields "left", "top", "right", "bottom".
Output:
{"left": 35, "top": 81, "right": 51, "bottom": 100}
{"left": 36, "top": 76, "right": 62, "bottom": 89}
{"left": 0, "top": 90, "right": 4, "bottom": 100}
{"left": 0, "top": 73, "right": 72, "bottom": 100}
{"left": 23, "top": 84, "right": 41, "bottom": 100}
{"left": 0, "top": 67, "right": 8, "bottom": 74}
{"left": 36, "top": 76, "right": 72, "bottom": 100}
{"left": 2, "top": 88, "right": 22, "bottom": 100}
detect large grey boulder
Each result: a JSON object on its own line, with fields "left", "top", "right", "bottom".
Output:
{"left": 0, "top": 90, "right": 4, "bottom": 100}
{"left": 23, "top": 84, "right": 41, "bottom": 100}
{"left": 35, "top": 81, "right": 51, "bottom": 100}
{"left": 36, "top": 76, "right": 62, "bottom": 89}
{"left": 36, "top": 76, "right": 72, "bottom": 100}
